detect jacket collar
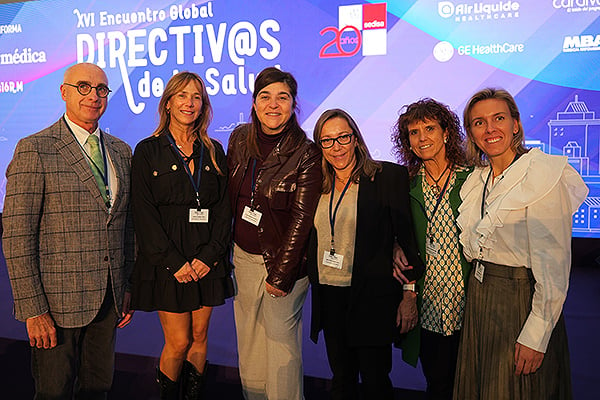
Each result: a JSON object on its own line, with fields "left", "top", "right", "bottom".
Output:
{"left": 54, "top": 118, "right": 114, "bottom": 213}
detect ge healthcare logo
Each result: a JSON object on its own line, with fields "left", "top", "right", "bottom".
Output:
{"left": 438, "top": 1, "right": 520, "bottom": 22}
{"left": 563, "top": 34, "right": 600, "bottom": 52}
{"left": 319, "top": 2, "right": 387, "bottom": 58}
{"left": 433, "top": 40, "right": 525, "bottom": 62}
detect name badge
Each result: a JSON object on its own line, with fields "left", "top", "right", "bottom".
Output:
{"left": 426, "top": 237, "right": 440, "bottom": 258}
{"left": 474, "top": 260, "right": 485, "bottom": 283}
{"left": 242, "top": 206, "right": 262, "bottom": 226}
{"left": 322, "top": 251, "right": 344, "bottom": 269}
{"left": 189, "top": 208, "right": 209, "bottom": 223}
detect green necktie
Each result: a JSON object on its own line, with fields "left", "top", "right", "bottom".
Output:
{"left": 86, "top": 134, "right": 109, "bottom": 204}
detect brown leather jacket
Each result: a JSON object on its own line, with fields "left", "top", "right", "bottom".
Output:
{"left": 227, "top": 124, "right": 322, "bottom": 293}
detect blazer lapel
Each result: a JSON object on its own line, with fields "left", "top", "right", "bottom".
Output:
{"left": 53, "top": 119, "right": 109, "bottom": 211}
{"left": 353, "top": 174, "right": 373, "bottom": 277}
{"left": 449, "top": 168, "right": 469, "bottom": 218}
{"left": 409, "top": 174, "right": 425, "bottom": 212}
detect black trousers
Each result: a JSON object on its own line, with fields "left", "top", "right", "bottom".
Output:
{"left": 320, "top": 285, "right": 393, "bottom": 400}
{"left": 419, "top": 328, "right": 460, "bottom": 400}
{"left": 31, "top": 280, "right": 118, "bottom": 400}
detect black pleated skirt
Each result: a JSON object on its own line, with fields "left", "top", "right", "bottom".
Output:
{"left": 453, "top": 261, "right": 572, "bottom": 400}
{"left": 131, "top": 254, "right": 235, "bottom": 313}
{"left": 132, "top": 273, "right": 234, "bottom": 313}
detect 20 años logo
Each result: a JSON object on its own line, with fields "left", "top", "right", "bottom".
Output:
{"left": 319, "top": 2, "right": 387, "bottom": 58}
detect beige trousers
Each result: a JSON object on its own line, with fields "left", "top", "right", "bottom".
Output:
{"left": 233, "top": 244, "right": 309, "bottom": 400}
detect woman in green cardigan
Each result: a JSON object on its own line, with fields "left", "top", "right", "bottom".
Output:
{"left": 391, "top": 98, "right": 472, "bottom": 400}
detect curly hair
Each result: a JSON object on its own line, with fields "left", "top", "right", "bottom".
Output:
{"left": 392, "top": 98, "right": 467, "bottom": 178}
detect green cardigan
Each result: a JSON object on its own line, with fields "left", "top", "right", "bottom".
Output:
{"left": 400, "top": 167, "right": 473, "bottom": 367}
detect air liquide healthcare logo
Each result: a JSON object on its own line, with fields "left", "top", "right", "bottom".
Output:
{"left": 319, "top": 2, "right": 387, "bottom": 58}
{"left": 438, "top": 1, "right": 520, "bottom": 22}
{"left": 563, "top": 34, "right": 600, "bottom": 52}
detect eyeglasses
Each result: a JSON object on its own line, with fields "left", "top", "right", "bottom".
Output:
{"left": 319, "top": 133, "right": 354, "bottom": 149}
{"left": 63, "top": 82, "right": 111, "bottom": 98}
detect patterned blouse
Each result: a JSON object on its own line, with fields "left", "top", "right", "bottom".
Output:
{"left": 420, "top": 166, "right": 466, "bottom": 335}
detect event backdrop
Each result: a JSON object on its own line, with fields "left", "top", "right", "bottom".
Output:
{"left": 1, "top": 0, "right": 600, "bottom": 237}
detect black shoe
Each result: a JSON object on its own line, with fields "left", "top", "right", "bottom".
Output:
{"left": 156, "top": 367, "right": 180, "bottom": 400}
{"left": 181, "top": 360, "right": 207, "bottom": 400}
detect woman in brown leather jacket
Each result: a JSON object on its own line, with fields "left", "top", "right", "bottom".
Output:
{"left": 227, "top": 67, "right": 322, "bottom": 400}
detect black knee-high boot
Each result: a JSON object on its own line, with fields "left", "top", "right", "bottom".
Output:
{"left": 156, "top": 367, "right": 180, "bottom": 400}
{"left": 182, "top": 360, "right": 207, "bottom": 400}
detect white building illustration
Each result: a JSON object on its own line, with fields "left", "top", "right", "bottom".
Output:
{"left": 547, "top": 95, "right": 600, "bottom": 234}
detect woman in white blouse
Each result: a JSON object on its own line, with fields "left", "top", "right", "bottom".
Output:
{"left": 454, "top": 88, "right": 588, "bottom": 399}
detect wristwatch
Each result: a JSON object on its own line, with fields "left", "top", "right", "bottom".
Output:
{"left": 403, "top": 283, "right": 416, "bottom": 292}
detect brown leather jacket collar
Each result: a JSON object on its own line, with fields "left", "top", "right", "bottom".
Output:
{"left": 227, "top": 124, "right": 323, "bottom": 292}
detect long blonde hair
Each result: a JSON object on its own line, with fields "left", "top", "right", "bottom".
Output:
{"left": 153, "top": 71, "right": 222, "bottom": 175}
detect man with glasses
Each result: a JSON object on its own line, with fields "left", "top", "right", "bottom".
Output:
{"left": 3, "top": 62, "right": 135, "bottom": 399}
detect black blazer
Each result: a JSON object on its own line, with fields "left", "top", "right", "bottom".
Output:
{"left": 307, "top": 161, "right": 424, "bottom": 346}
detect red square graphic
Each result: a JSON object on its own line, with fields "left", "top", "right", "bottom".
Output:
{"left": 362, "top": 3, "right": 386, "bottom": 30}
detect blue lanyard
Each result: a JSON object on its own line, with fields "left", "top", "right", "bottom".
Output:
{"left": 167, "top": 134, "right": 205, "bottom": 209}
{"left": 328, "top": 172, "right": 353, "bottom": 255}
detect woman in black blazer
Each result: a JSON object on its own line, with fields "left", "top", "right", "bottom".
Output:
{"left": 307, "top": 109, "right": 424, "bottom": 399}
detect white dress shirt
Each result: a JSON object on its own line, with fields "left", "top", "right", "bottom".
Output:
{"left": 457, "top": 149, "right": 588, "bottom": 352}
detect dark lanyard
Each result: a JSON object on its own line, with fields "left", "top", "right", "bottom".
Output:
{"left": 64, "top": 116, "right": 110, "bottom": 207}
{"left": 480, "top": 153, "right": 521, "bottom": 219}
{"left": 328, "top": 172, "right": 353, "bottom": 255}
{"left": 425, "top": 168, "right": 452, "bottom": 226}
{"left": 250, "top": 159, "right": 258, "bottom": 209}
{"left": 480, "top": 168, "right": 493, "bottom": 219}
{"left": 167, "top": 134, "right": 205, "bottom": 210}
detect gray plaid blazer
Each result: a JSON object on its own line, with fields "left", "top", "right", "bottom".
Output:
{"left": 2, "top": 118, "right": 135, "bottom": 328}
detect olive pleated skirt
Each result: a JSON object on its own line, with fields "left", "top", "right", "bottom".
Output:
{"left": 453, "top": 261, "right": 572, "bottom": 400}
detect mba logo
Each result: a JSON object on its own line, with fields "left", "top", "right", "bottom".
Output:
{"left": 319, "top": 2, "right": 387, "bottom": 58}
{"left": 563, "top": 34, "right": 600, "bottom": 52}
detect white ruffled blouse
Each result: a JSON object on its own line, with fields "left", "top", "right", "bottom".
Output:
{"left": 457, "top": 148, "right": 588, "bottom": 352}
